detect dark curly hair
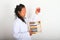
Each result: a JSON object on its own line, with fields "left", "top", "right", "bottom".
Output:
{"left": 14, "top": 4, "right": 26, "bottom": 23}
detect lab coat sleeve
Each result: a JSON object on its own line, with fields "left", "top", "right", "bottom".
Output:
{"left": 13, "top": 21, "right": 21, "bottom": 39}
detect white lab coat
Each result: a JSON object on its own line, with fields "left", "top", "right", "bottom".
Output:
{"left": 13, "top": 17, "right": 31, "bottom": 40}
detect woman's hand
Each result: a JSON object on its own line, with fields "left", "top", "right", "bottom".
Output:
{"left": 29, "top": 30, "right": 32, "bottom": 36}
{"left": 35, "top": 7, "right": 40, "bottom": 14}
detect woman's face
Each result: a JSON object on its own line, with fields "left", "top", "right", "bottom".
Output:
{"left": 19, "top": 7, "right": 26, "bottom": 18}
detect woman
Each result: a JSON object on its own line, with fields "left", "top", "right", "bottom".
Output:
{"left": 13, "top": 4, "right": 31, "bottom": 40}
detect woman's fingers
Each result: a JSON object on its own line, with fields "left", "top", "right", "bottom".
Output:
{"left": 29, "top": 30, "right": 32, "bottom": 36}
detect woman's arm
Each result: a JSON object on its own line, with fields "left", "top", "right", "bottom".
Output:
{"left": 13, "top": 22, "right": 20, "bottom": 39}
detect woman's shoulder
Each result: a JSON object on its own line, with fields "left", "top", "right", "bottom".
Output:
{"left": 13, "top": 18, "right": 23, "bottom": 29}
{"left": 14, "top": 18, "right": 22, "bottom": 25}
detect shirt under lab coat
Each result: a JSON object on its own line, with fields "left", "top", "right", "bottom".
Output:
{"left": 13, "top": 17, "right": 31, "bottom": 40}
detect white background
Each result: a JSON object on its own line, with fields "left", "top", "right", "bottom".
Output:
{"left": 0, "top": 0, "right": 60, "bottom": 40}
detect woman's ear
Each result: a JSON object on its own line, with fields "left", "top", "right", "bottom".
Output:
{"left": 18, "top": 11, "right": 20, "bottom": 14}
{"left": 18, "top": 11, "right": 21, "bottom": 16}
